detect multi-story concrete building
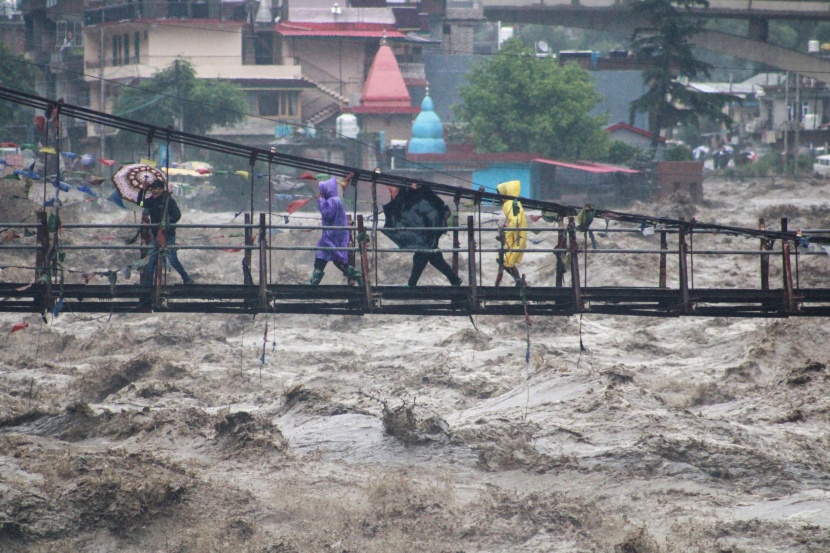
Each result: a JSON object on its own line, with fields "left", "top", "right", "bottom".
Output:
{"left": 72, "top": 0, "right": 433, "bottom": 152}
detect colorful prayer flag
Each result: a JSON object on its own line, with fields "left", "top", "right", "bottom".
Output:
{"left": 286, "top": 197, "right": 313, "bottom": 214}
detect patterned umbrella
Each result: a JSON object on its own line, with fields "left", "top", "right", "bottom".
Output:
{"left": 111, "top": 163, "right": 169, "bottom": 204}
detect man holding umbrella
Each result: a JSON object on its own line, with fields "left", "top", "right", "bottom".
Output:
{"left": 141, "top": 178, "right": 194, "bottom": 285}
{"left": 382, "top": 182, "right": 462, "bottom": 287}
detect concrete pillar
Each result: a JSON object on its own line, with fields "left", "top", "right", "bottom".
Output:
{"left": 748, "top": 17, "right": 768, "bottom": 43}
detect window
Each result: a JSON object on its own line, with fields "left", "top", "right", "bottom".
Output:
{"left": 257, "top": 90, "right": 298, "bottom": 118}
{"left": 123, "top": 34, "right": 129, "bottom": 64}
{"left": 134, "top": 32, "right": 140, "bottom": 63}
{"left": 112, "top": 35, "right": 119, "bottom": 66}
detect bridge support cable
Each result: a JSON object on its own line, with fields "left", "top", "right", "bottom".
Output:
{"left": 2, "top": 85, "right": 829, "bottom": 250}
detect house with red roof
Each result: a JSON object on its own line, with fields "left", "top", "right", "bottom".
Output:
{"left": 531, "top": 158, "right": 652, "bottom": 206}
{"left": 605, "top": 122, "right": 667, "bottom": 150}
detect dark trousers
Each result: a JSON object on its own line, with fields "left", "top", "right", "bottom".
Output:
{"left": 143, "top": 232, "right": 190, "bottom": 284}
{"left": 409, "top": 251, "right": 458, "bottom": 287}
{"left": 314, "top": 257, "right": 349, "bottom": 276}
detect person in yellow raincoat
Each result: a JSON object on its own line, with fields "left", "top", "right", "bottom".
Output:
{"left": 496, "top": 180, "right": 528, "bottom": 285}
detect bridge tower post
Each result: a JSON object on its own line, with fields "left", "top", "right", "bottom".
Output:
{"left": 555, "top": 220, "right": 566, "bottom": 288}
{"left": 748, "top": 17, "right": 769, "bottom": 43}
{"left": 781, "top": 218, "right": 795, "bottom": 314}
{"left": 567, "top": 217, "right": 583, "bottom": 312}
{"left": 759, "top": 218, "right": 770, "bottom": 290}
{"left": 677, "top": 225, "right": 690, "bottom": 314}
{"left": 243, "top": 213, "right": 254, "bottom": 286}
{"left": 357, "top": 215, "right": 373, "bottom": 310}
{"left": 452, "top": 191, "right": 462, "bottom": 277}
{"left": 34, "top": 211, "right": 52, "bottom": 313}
{"left": 258, "top": 213, "right": 267, "bottom": 307}
{"left": 466, "top": 215, "right": 479, "bottom": 311}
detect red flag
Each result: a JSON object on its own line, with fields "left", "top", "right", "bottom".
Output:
{"left": 286, "top": 197, "right": 313, "bottom": 214}
{"left": 98, "top": 158, "right": 115, "bottom": 166}
{"left": 33, "top": 115, "right": 46, "bottom": 133}
{"left": 11, "top": 322, "right": 28, "bottom": 333}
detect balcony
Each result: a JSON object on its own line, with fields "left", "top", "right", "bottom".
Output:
{"left": 84, "top": 55, "right": 302, "bottom": 82}
{"left": 446, "top": 0, "right": 483, "bottom": 19}
{"left": 399, "top": 62, "right": 426, "bottom": 81}
{"left": 84, "top": 1, "right": 228, "bottom": 25}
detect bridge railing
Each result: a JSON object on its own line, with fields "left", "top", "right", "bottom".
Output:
{"left": 2, "top": 210, "right": 827, "bottom": 316}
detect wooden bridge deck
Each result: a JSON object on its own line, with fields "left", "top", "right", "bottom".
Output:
{"left": 3, "top": 282, "right": 829, "bottom": 318}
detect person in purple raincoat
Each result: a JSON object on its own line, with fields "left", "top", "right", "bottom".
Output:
{"left": 307, "top": 172, "right": 363, "bottom": 286}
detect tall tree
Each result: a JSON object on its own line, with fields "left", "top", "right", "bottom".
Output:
{"left": 0, "top": 42, "right": 40, "bottom": 143}
{"left": 113, "top": 59, "right": 247, "bottom": 138}
{"left": 626, "top": 0, "right": 733, "bottom": 153}
{"left": 455, "top": 39, "right": 609, "bottom": 161}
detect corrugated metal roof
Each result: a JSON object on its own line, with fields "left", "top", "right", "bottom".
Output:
{"left": 605, "top": 122, "right": 667, "bottom": 143}
{"left": 533, "top": 158, "right": 641, "bottom": 174}
{"left": 274, "top": 22, "right": 406, "bottom": 38}
{"left": 233, "top": 78, "right": 316, "bottom": 88}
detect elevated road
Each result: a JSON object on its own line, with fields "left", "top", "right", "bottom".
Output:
{"left": 480, "top": 0, "right": 830, "bottom": 80}
{"left": 482, "top": 0, "right": 830, "bottom": 22}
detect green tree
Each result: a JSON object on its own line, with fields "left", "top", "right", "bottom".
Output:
{"left": 0, "top": 42, "right": 40, "bottom": 142}
{"left": 626, "top": 0, "right": 733, "bottom": 153}
{"left": 455, "top": 39, "right": 609, "bottom": 161}
{"left": 606, "top": 140, "right": 644, "bottom": 165}
{"left": 113, "top": 59, "right": 246, "bottom": 138}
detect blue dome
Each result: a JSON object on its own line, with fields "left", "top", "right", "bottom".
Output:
{"left": 408, "top": 94, "right": 446, "bottom": 154}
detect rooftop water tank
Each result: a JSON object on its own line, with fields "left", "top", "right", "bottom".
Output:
{"left": 336, "top": 113, "right": 360, "bottom": 140}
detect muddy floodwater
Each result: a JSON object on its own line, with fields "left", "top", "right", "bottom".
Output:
{"left": 2, "top": 176, "right": 830, "bottom": 552}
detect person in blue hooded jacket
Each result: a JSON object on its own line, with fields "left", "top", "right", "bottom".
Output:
{"left": 308, "top": 173, "right": 363, "bottom": 286}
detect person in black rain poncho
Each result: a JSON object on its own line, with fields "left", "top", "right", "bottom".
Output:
{"left": 382, "top": 182, "right": 462, "bottom": 287}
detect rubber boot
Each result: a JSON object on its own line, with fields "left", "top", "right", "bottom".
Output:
{"left": 309, "top": 268, "right": 325, "bottom": 285}
{"left": 506, "top": 266, "right": 523, "bottom": 286}
{"left": 346, "top": 266, "right": 364, "bottom": 287}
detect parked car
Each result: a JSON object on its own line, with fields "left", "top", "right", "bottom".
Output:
{"left": 813, "top": 154, "right": 830, "bottom": 176}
